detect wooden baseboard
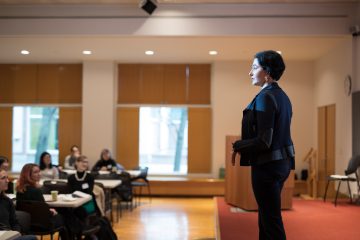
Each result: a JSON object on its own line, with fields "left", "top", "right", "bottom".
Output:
{"left": 144, "top": 177, "right": 225, "bottom": 196}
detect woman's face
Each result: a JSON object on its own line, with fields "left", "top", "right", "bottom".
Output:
{"left": 0, "top": 170, "right": 9, "bottom": 192}
{"left": 72, "top": 147, "right": 80, "bottom": 157}
{"left": 43, "top": 154, "right": 51, "bottom": 166}
{"left": 249, "top": 58, "right": 267, "bottom": 87}
{"left": 76, "top": 158, "right": 89, "bottom": 172}
{"left": 102, "top": 152, "right": 110, "bottom": 160}
{"left": 0, "top": 161, "right": 9, "bottom": 171}
{"left": 31, "top": 166, "right": 41, "bottom": 182}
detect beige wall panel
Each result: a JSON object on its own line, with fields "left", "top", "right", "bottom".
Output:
{"left": 58, "top": 64, "right": 82, "bottom": 103}
{"left": 0, "top": 108, "right": 12, "bottom": 169}
{"left": 58, "top": 107, "right": 82, "bottom": 167}
{"left": 188, "top": 107, "right": 212, "bottom": 173}
{"left": 163, "top": 64, "right": 187, "bottom": 104}
{"left": 118, "top": 64, "right": 141, "bottom": 103}
{"left": 140, "top": 64, "right": 164, "bottom": 104}
{"left": 0, "top": 65, "right": 15, "bottom": 103}
{"left": 117, "top": 107, "right": 139, "bottom": 169}
{"left": 188, "top": 64, "right": 211, "bottom": 104}
{"left": 37, "top": 64, "right": 60, "bottom": 103}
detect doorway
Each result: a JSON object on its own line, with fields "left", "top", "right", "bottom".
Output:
{"left": 317, "top": 104, "right": 336, "bottom": 198}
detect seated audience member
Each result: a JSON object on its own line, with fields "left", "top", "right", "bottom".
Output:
{"left": 68, "top": 156, "right": 100, "bottom": 239}
{"left": 0, "top": 169, "right": 37, "bottom": 240}
{"left": 39, "top": 152, "right": 59, "bottom": 179}
{"left": 92, "top": 149, "right": 124, "bottom": 172}
{"left": 0, "top": 156, "right": 10, "bottom": 171}
{"left": 64, "top": 145, "right": 80, "bottom": 170}
{"left": 68, "top": 156, "right": 97, "bottom": 215}
{"left": 16, "top": 164, "right": 69, "bottom": 240}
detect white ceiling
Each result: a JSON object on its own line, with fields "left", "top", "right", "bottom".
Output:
{"left": 0, "top": 36, "right": 347, "bottom": 63}
{"left": 0, "top": 0, "right": 355, "bottom": 63}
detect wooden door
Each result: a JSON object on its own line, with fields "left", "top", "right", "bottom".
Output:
{"left": 317, "top": 104, "right": 336, "bottom": 198}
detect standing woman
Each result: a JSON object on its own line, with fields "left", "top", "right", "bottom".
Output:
{"left": 39, "top": 152, "right": 59, "bottom": 179}
{"left": 232, "top": 50, "right": 295, "bottom": 240}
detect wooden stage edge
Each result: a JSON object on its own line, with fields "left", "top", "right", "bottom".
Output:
{"left": 146, "top": 177, "right": 225, "bottom": 196}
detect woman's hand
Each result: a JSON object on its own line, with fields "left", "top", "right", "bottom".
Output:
{"left": 49, "top": 208, "right": 58, "bottom": 216}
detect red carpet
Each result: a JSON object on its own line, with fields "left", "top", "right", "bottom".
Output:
{"left": 216, "top": 197, "right": 360, "bottom": 240}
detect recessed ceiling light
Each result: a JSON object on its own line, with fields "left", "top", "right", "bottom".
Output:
{"left": 21, "top": 50, "right": 30, "bottom": 55}
{"left": 145, "top": 50, "right": 154, "bottom": 55}
{"left": 209, "top": 50, "right": 218, "bottom": 55}
{"left": 82, "top": 50, "right": 92, "bottom": 55}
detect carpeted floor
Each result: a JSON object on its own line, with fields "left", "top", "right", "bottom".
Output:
{"left": 216, "top": 197, "right": 360, "bottom": 240}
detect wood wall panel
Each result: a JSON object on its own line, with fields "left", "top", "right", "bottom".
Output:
{"left": 117, "top": 107, "right": 139, "bottom": 169}
{"left": 13, "top": 65, "right": 37, "bottom": 103}
{"left": 188, "top": 107, "right": 211, "bottom": 173}
{"left": 0, "top": 64, "right": 82, "bottom": 104}
{"left": 188, "top": 64, "right": 211, "bottom": 104}
{"left": 58, "top": 107, "right": 82, "bottom": 167}
{"left": 58, "top": 64, "right": 82, "bottom": 103}
{"left": 0, "top": 64, "right": 37, "bottom": 104}
{"left": 0, "top": 108, "right": 12, "bottom": 169}
{"left": 0, "top": 65, "right": 15, "bottom": 103}
{"left": 118, "top": 64, "right": 141, "bottom": 103}
{"left": 163, "top": 64, "right": 187, "bottom": 104}
{"left": 140, "top": 65, "right": 164, "bottom": 104}
{"left": 37, "top": 65, "right": 60, "bottom": 103}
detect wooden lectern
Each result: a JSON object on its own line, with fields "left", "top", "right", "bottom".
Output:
{"left": 225, "top": 135, "right": 294, "bottom": 210}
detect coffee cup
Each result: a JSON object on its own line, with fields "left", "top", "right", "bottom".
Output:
{"left": 51, "top": 190, "right": 58, "bottom": 201}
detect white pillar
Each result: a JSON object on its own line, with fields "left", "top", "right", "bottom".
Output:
{"left": 82, "top": 61, "right": 117, "bottom": 167}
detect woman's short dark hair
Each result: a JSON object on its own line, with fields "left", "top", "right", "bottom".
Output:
{"left": 0, "top": 156, "right": 9, "bottom": 167}
{"left": 255, "top": 50, "right": 286, "bottom": 81}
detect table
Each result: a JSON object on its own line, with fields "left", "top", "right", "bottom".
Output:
{"left": 6, "top": 193, "right": 92, "bottom": 208}
{"left": 43, "top": 193, "right": 92, "bottom": 208}
{"left": 0, "top": 231, "right": 21, "bottom": 240}
{"left": 62, "top": 169, "right": 140, "bottom": 178}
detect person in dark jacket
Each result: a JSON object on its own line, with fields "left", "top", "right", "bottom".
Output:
{"left": 232, "top": 50, "right": 295, "bottom": 240}
{"left": 16, "top": 164, "right": 69, "bottom": 240}
{"left": 92, "top": 148, "right": 124, "bottom": 172}
{"left": 0, "top": 169, "right": 37, "bottom": 240}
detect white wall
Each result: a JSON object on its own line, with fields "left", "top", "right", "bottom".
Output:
{"left": 314, "top": 38, "right": 353, "bottom": 193}
{"left": 82, "top": 61, "right": 117, "bottom": 167}
{"left": 212, "top": 60, "right": 315, "bottom": 178}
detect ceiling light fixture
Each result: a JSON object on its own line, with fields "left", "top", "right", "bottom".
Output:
{"left": 209, "top": 50, "right": 218, "bottom": 56}
{"left": 21, "top": 50, "right": 30, "bottom": 55}
{"left": 139, "top": 0, "right": 157, "bottom": 15}
{"left": 82, "top": 50, "right": 92, "bottom": 55}
{"left": 145, "top": 50, "right": 155, "bottom": 55}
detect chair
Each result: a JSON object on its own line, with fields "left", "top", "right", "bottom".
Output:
{"left": 131, "top": 167, "right": 151, "bottom": 207}
{"left": 114, "top": 171, "right": 134, "bottom": 216}
{"left": 16, "top": 201, "right": 65, "bottom": 240}
{"left": 42, "top": 180, "right": 70, "bottom": 194}
{"left": 324, "top": 155, "right": 360, "bottom": 206}
{"left": 15, "top": 210, "right": 31, "bottom": 235}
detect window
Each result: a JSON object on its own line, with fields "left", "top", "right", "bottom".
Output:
{"left": 12, "top": 106, "right": 59, "bottom": 172}
{"left": 139, "top": 107, "right": 188, "bottom": 174}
